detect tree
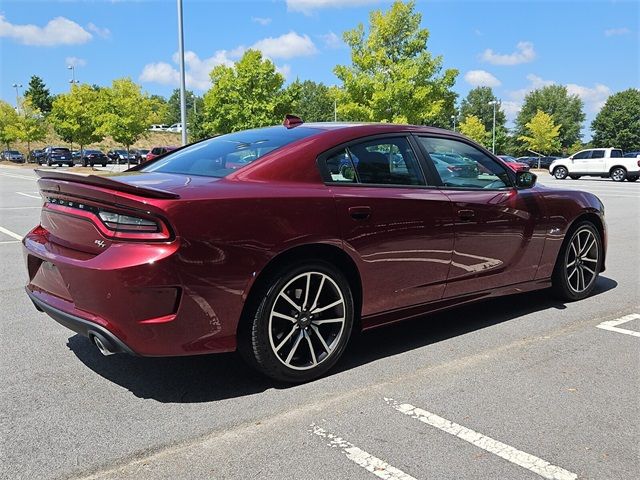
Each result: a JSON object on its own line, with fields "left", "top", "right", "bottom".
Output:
{"left": 165, "top": 89, "right": 199, "bottom": 125}
{"left": 591, "top": 88, "right": 640, "bottom": 151}
{"left": 458, "top": 114, "right": 488, "bottom": 147}
{"left": 0, "top": 101, "right": 20, "bottom": 149}
{"left": 148, "top": 94, "right": 169, "bottom": 125}
{"left": 202, "top": 50, "right": 295, "bottom": 134}
{"left": 98, "top": 78, "right": 155, "bottom": 164}
{"left": 24, "top": 75, "right": 53, "bottom": 114}
{"left": 459, "top": 87, "right": 508, "bottom": 151}
{"left": 49, "top": 84, "right": 104, "bottom": 152}
{"left": 518, "top": 110, "right": 561, "bottom": 155}
{"left": 289, "top": 80, "right": 335, "bottom": 122}
{"left": 516, "top": 85, "right": 585, "bottom": 149}
{"left": 333, "top": 0, "right": 458, "bottom": 124}
{"left": 10, "top": 99, "right": 47, "bottom": 155}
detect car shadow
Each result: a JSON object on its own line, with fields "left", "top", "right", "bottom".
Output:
{"left": 68, "top": 276, "right": 617, "bottom": 403}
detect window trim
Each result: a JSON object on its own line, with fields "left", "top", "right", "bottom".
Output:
{"left": 411, "top": 133, "right": 516, "bottom": 191}
{"left": 316, "top": 133, "right": 437, "bottom": 189}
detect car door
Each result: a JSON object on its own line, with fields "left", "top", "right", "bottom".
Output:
{"left": 570, "top": 150, "right": 592, "bottom": 174}
{"left": 587, "top": 149, "right": 606, "bottom": 173}
{"left": 319, "top": 135, "right": 455, "bottom": 317}
{"left": 414, "top": 135, "right": 546, "bottom": 298}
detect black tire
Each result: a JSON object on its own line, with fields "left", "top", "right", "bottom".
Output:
{"left": 627, "top": 176, "right": 638, "bottom": 182}
{"left": 552, "top": 221, "right": 602, "bottom": 301}
{"left": 83, "top": 160, "right": 88, "bottom": 167}
{"left": 239, "top": 260, "right": 354, "bottom": 383}
{"left": 47, "top": 160, "right": 53, "bottom": 167}
{"left": 569, "top": 175, "right": 581, "bottom": 180}
{"left": 102, "top": 163, "right": 107, "bottom": 167}
{"left": 553, "top": 166, "right": 568, "bottom": 179}
{"left": 610, "top": 167, "right": 626, "bottom": 182}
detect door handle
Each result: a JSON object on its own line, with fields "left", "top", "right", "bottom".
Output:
{"left": 349, "top": 206, "right": 372, "bottom": 220}
{"left": 457, "top": 209, "right": 475, "bottom": 221}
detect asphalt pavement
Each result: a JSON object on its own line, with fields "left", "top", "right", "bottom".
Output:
{"left": 1, "top": 165, "right": 638, "bottom": 480}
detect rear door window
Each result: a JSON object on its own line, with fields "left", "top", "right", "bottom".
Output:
{"left": 590, "top": 150, "right": 605, "bottom": 159}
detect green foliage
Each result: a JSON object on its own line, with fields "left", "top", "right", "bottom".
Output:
{"left": 0, "top": 101, "right": 20, "bottom": 149}
{"left": 333, "top": 0, "right": 458, "bottom": 124}
{"left": 516, "top": 85, "right": 585, "bottom": 149}
{"left": 165, "top": 89, "right": 200, "bottom": 125}
{"left": 518, "top": 110, "right": 561, "bottom": 155}
{"left": 49, "top": 84, "right": 104, "bottom": 149}
{"left": 148, "top": 94, "right": 169, "bottom": 125}
{"left": 459, "top": 87, "right": 509, "bottom": 151}
{"left": 202, "top": 50, "right": 295, "bottom": 134}
{"left": 97, "top": 78, "right": 154, "bottom": 151}
{"left": 289, "top": 80, "right": 335, "bottom": 122}
{"left": 24, "top": 75, "right": 53, "bottom": 115}
{"left": 458, "top": 114, "right": 488, "bottom": 147}
{"left": 591, "top": 88, "right": 640, "bottom": 151}
{"left": 10, "top": 99, "right": 47, "bottom": 153}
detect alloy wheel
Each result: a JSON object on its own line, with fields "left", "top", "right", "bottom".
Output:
{"left": 611, "top": 168, "right": 626, "bottom": 182}
{"left": 565, "top": 228, "right": 599, "bottom": 293}
{"left": 554, "top": 167, "right": 568, "bottom": 179}
{"left": 268, "top": 271, "right": 346, "bottom": 371}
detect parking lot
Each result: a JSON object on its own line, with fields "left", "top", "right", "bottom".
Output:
{"left": 1, "top": 165, "right": 638, "bottom": 480}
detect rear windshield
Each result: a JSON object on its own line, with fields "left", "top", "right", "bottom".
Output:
{"left": 52, "top": 148, "right": 70, "bottom": 153}
{"left": 139, "top": 126, "right": 320, "bottom": 178}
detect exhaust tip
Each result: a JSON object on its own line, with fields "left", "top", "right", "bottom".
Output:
{"left": 90, "top": 333, "right": 116, "bottom": 356}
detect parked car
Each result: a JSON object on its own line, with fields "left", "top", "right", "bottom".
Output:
{"left": 623, "top": 151, "right": 640, "bottom": 158}
{"left": 42, "top": 146, "right": 73, "bottom": 167}
{"left": 145, "top": 146, "right": 178, "bottom": 162}
{"left": 136, "top": 149, "right": 150, "bottom": 162}
{"left": 80, "top": 149, "right": 109, "bottom": 167}
{"left": 550, "top": 148, "right": 639, "bottom": 182}
{"left": 498, "top": 155, "right": 530, "bottom": 172}
{"left": 107, "top": 149, "right": 139, "bottom": 165}
{"left": 166, "top": 123, "right": 183, "bottom": 133}
{"left": 23, "top": 120, "right": 609, "bottom": 383}
{"left": 71, "top": 150, "right": 81, "bottom": 161}
{"left": 149, "top": 124, "right": 169, "bottom": 132}
{"left": 518, "top": 156, "right": 558, "bottom": 169}
{"left": 28, "top": 149, "right": 45, "bottom": 163}
{"left": 1, "top": 150, "right": 25, "bottom": 163}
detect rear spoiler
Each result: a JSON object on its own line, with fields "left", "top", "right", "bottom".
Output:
{"left": 35, "top": 170, "right": 180, "bottom": 200}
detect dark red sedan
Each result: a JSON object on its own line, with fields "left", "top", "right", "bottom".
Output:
{"left": 23, "top": 120, "right": 606, "bottom": 382}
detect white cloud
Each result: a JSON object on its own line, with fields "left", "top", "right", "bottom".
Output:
{"left": 286, "top": 0, "right": 380, "bottom": 15}
{"left": 65, "top": 56, "right": 87, "bottom": 68}
{"left": 87, "top": 22, "right": 111, "bottom": 39}
{"left": 251, "top": 17, "right": 272, "bottom": 26}
{"left": 604, "top": 27, "right": 631, "bottom": 37}
{"left": 320, "top": 31, "right": 342, "bottom": 49}
{"left": 566, "top": 83, "right": 611, "bottom": 112}
{"left": 464, "top": 70, "right": 501, "bottom": 87}
{"left": 139, "top": 62, "right": 181, "bottom": 87}
{"left": 0, "top": 14, "right": 92, "bottom": 46}
{"left": 481, "top": 41, "right": 536, "bottom": 66}
{"left": 251, "top": 31, "right": 317, "bottom": 59}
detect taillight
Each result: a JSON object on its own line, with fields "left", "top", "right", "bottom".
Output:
{"left": 98, "top": 211, "right": 159, "bottom": 233}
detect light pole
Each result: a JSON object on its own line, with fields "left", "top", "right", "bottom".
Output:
{"left": 67, "top": 65, "right": 79, "bottom": 89}
{"left": 177, "top": 0, "right": 188, "bottom": 145}
{"left": 334, "top": 99, "right": 337, "bottom": 122}
{"left": 451, "top": 114, "right": 456, "bottom": 132}
{"left": 488, "top": 100, "right": 498, "bottom": 154}
{"left": 12, "top": 83, "right": 23, "bottom": 110}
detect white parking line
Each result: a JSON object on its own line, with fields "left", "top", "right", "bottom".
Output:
{"left": 0, "top": 171, "right": 36, "bottom": 181}
{"left": 0, "top": 206, "right": 41, "bottom": 210}
{"left": 311, "top": 424, "right": 417, "bottom": 480}
{"left": 0, "top": 240, "right": 20, "bottom": 245}
{"left": 0, "top": 225, "right": 23, "bottom": 241}
{"left": 596, "top": 314, "right": 640, "bottom": 338}
{"left": 385, "top": 398, "right": 577, "bottom": 480}
{"left": 16, "top": 192, "right": 41, "bottom": 199}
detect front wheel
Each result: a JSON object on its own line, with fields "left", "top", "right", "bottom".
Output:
{"left": 240, "top": 261, "right": 354, "bottom": 383}
{"left": 610, "top": 167, "right": 626, "bottom": 182}
{"left": 553, "top": 166, "right": 568, "bottom": 179}
{"left": 552, "top": 222, "right": 602, "bottom": 301}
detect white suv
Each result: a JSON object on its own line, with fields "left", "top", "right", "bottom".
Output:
{"left": 549, "top": 148, "right": 640, "bottom": 182}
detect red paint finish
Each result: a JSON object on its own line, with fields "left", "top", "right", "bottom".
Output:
{"left": 23, "top": 123, "right": 606, "bottom": 357}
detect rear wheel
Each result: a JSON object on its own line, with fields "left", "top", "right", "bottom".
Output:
{"left": 569, "top": 175, "right": 581, "bottom": 180}
{"left": 553, "top": 166, "right": 568, "bottom": 179}
{"left": 627, "top": 176, "right": 638, "bottom": 182}
{"left": 240, "top": 261, "right": 354, "bottom": 383}
{"left": 610, "top": 167, "right": 626, "bottom": 182}
{"left": 552, "top": 222, "right": 602, "bottom": 301}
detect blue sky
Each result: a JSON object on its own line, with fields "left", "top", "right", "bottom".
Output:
{"left": 1, "top": 0, "right": 638, "bottom": 137}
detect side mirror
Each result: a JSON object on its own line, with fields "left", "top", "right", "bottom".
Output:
{"left": 515, "top": 170, "right": 537, "bottom": 189}
{"left": 569, "top": 156, "right": 574, "bottom": 160}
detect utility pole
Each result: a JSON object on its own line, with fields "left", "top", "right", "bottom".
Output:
{"left": 488, "top": 100, "right": 497, "bottom": 154}
{"left": 177, "top": 0, "right": 188, "bottom": 145}
{"left": 451, "top": 114, "right": 456, "bottom": 132}
{"left": 334, "top": 99, "right": 337, "bottom": 122}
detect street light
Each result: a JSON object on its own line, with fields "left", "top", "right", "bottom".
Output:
{"left": 176, "top": 0, "right": 188, "bottom": 145}
{"left": 67, "top": 65, "right": 80, "bottom": 89}
{"left": 12, "top": 83, "right": 23, "bottom": 110}
{"left": 451, "top": 114, "right": 456, "bottom": 132}
{"left": 488, "top": 100, "right": 498, "bottom": 154}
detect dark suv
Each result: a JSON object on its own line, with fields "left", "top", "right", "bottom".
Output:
{"left": 42, "top": 147, "right": 73, "bottom": 167}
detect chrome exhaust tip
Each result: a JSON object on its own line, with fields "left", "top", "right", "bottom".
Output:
{"left": 91, "top": 333, "right": 115, "bottom": 356}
